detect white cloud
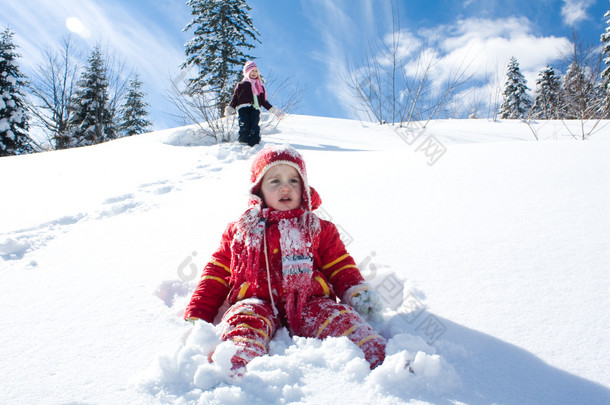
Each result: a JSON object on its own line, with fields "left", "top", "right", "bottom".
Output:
{"left": 303, "top": 0, "right": 354, "bottom": 109}
{"left": 302, "top": 0, "right": 397, "bottom": 116}
{"left": 309, "top": 10, "right": 572, "bottom": 119}
{"left": 432, "top": 17, "right": 571, "bottom": 87}
{"left": 561, "top": 0, "right": 596, "bottom": 27}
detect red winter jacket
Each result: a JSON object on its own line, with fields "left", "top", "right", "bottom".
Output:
{"left": 184, "top": 216, "right": 365, "bottom": 323}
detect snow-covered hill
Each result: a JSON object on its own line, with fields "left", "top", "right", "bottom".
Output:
{"left": 1, "top": 115, "right": 609, "bottom": 404}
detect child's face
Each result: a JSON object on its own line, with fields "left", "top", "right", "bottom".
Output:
{"left": 248, "top": 68, "right": 259, "bottom": 79}
{"left": 260, "top": 164, "right": 303, "bottom": 211}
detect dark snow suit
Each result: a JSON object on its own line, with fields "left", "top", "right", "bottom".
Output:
{"left": 229, "top": 81, "right": 273, "bottom": 146}
{"left": 237, "top": 107, "right": 261, "bottom": 146}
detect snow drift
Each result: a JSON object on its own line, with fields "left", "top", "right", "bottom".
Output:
{"left": 1, "top": 115, "right": 609, "bottom": 404}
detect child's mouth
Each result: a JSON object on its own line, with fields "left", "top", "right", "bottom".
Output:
{"left": 280, "top": 197, "right": 291, "bottom": 202}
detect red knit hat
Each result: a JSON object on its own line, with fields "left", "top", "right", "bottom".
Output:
{"left": 250, "top": 144, "right": 319, "bottom": 211}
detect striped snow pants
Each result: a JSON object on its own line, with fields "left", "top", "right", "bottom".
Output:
{"left": 220, "top": 296, "right": 386, "bottom": 371}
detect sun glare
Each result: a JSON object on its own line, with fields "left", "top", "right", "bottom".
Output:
{"left": 65, "top": 17, "right": 91, "bottom": 38}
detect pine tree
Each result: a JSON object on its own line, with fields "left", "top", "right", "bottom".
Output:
{"left": 0, "top": 28, "right": 32, "bottom": 156}
{"left": 600, "top": 10, "right": 610, "bottom": 116}
{"left": 119, "top": 74, "right": 152, "bottom": 136}
{"left": 562, "top": 61, "right": 596, "bottom": 119}
{"left": 182, "top": 0, "right": 260, "bottom": 112}
{"left": 66, "top": 45, "right": 115, "bottom": 148}
{"left": 532, "top": 65, "right": 562, "bottom": 119}
{"left": 499, "top": 57, "right": 532, "bottom": 119}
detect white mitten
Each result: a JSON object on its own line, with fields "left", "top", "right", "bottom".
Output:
{"left": 224, "top": 105, "right": 236, "bottom": 117}
{"left": 344, "top": 284, "right": 383, "bottom": 321}
{"left": 269, "top": 106, "right": 285, "bottom": 118}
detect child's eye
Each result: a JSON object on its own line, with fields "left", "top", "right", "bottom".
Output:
{"left": 290, "top": 178, "right": 300, "bottom": 184}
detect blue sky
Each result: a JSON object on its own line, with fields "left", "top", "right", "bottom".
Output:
{"left": 1, "top": 0, "right": 609, "bottom": 130}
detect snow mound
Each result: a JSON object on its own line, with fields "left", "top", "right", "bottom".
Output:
{"left": 162, "top": 114, "right": 280, "bottom": 148}
{"left": 0, "top": 237, "right": 30, "bottom": 260}
{"left": 163, "top": 127, "right": 229, "bottom": 147}
{"left": 139, "top": 280, "right": 461, "bottom": 405}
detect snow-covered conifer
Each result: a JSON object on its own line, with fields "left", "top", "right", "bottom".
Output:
{"left": 0, "top": 27, "right": 32, "bottom": 156}
{"left": 119, "top": 74, "right": 151, "bottom": 137}
{"left": 66, "top": 45, "right": 115, "bottom": 148}
{"left": 499, "top": 57, "right": 532, "bottom": 119}
{"left": 532, "top": 65, "right": 562, "bottom": 119}
{"left": 562, "top": 61, "right": 596, "bottom": 119}
{"left": 600, "top": 10, "right": 610, "bottom": 116}
{"left": 182, "top": 0, "right": 260, "bottom": 111}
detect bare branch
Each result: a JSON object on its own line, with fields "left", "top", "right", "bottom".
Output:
{"left": 341, "top": 3, "right": 472, "bottom": 127}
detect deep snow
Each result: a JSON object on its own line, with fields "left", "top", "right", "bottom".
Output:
{"left": 0, "top": 115, "right": 609, "bottom": 404}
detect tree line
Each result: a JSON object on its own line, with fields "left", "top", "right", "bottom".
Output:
{"left": 0, "top": 29, "right": 152, "bottom": 157}
{"left": 499, "top": 34, "right": 609, "bottom": 122}
{"left": 4, "top": 1, "right": 610, "bottom": 157}
{"left": 1, "top": 0, "right": 281, "bottom": 155}
{"left": 343, "top": 3, "right": 610, "bottom": 137}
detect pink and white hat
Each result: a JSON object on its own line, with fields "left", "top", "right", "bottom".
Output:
{"left": 243, "top": 61, "right": 258, "bottom": 77}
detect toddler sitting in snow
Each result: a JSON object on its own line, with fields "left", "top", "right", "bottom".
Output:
{"left": 185, "top": 144, "right": 385, "bottom": 376}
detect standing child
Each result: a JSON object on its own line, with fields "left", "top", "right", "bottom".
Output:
{"left": 225, "top": 61, "right": 283, "bottom": 147}
{"left": 185, "top": 144, "right": 386, "bottom": 376}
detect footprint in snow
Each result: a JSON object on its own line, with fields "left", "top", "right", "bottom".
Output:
{"left": 103, "top": 193, "right": 134, "bottom": 204}
{"left": 154, "top": 185, "right": 174, "bottom": 195}
{"left": 0, "top": 214, "right": 85, "bottom": 261}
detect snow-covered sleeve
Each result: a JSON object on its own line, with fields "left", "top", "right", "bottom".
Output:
{"left": 184, "top": 224, "right": 234, "bottom": 322}
{"left": 317, "top": 220, "right": 365, "bottom": 300}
